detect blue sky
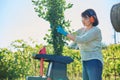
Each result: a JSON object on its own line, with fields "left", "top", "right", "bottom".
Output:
{"left": 0, "top": 0, "right": 120, "bottom": 48}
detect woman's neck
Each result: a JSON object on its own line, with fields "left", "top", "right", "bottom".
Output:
{"left": 86, "top": 24, "right": 93, "bottom": 30}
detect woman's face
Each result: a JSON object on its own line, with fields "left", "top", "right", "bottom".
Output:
{"left": 82, "top": 16, "right": 92, "bottom": 27}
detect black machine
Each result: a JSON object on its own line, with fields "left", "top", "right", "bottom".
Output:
{"left": 27, "top": 54, "right": 73, "bottom": 80}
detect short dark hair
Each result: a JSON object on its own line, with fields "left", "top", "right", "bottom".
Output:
{"left": 81, "top": 9, "right": 99, "bottom": 26}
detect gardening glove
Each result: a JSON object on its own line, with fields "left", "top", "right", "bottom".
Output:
{"left": 57, "top": 26, "right": 68, "bottom": 36}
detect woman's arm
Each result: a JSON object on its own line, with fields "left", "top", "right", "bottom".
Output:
{"left": 66, "top": 28, "right": 83, "bottom": 41}
{"left": 57, "top": 26, "right": 81, "bottom": 41}
{"left": 57, "top": 26, "right": 100, "bottom": 44}
{"left": 67, "top": 27, "right": 101, "bottom": 44}
{"left": 67, "top": 34, "right": 76, "bottom": 41}
{"left": 74, "top": 27, "right": 101, "bottom": 43}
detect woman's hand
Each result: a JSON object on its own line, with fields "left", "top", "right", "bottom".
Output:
{"left": 56, "top": 26, "right": 68, "bottom": 36}
{"left": 56, "top": 25, "right": 76, "bottom": 41}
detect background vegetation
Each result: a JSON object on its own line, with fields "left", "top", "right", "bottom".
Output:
{"left": 0, "top": 39, "right": 120, "bottom": 80}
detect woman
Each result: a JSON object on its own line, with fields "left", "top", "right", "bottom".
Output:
{"left": 57, "top": 9, "right": 103, "bottom": 80}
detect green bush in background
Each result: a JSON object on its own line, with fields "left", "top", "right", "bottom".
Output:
{"left": 0, "top": 40, "right": 120, "bottom": 80}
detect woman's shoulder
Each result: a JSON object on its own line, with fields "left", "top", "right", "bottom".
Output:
{"left": 93, "top": 26, "right": 101, "bottom": 32}
{"left": 91, "top": 27, "right": 102, "bottom": 36}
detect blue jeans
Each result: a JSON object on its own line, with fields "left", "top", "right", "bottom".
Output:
{"left": 82, "top": 59, "right": 103, "bottom": 80}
